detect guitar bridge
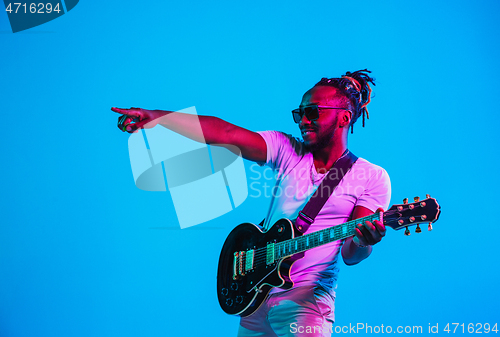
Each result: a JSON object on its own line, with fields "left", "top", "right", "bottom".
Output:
{"left": 239, "top": 251, "right": 245, "bottom": 276}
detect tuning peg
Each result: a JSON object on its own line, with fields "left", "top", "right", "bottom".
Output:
{"left": 403, "top": 198, "right": 408, "bottom": 204}
{"left": 415, "top": 224, "right": 422, "bottom": 233}
{"left": 428, "top": 223, "right": 433, "bottom": 231}
{"left": 414, "top": 196, "right": 420, "bottom": 202}
{"left": 426, "top": 194, "right": 431, "bottom": 199}
{"left": 404, "top": 226, "right": 411, "bottom": 236}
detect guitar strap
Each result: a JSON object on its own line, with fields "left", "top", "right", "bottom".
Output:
{"left": 295, "top": 151, "right": 358, "bottom": 233}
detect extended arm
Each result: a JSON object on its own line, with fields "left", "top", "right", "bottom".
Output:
{"left": 341, "top": 206, "right": 386, "bottom": 265}
{"left": 112, "top": 107, "right": 267, "bottom": 163}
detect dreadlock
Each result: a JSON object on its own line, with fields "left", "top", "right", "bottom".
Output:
{"left": 314, "top": 69, "right": 375, "bottom": 133}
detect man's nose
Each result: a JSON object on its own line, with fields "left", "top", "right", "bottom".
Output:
{"left": 299, "top": 113, "right": 313, "bottom": 128}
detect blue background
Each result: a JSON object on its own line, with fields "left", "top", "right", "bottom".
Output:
{"left": 1, "top": 1, "right": 499, "bottom": 336}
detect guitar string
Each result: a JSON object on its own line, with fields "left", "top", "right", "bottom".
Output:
{"left": 247, "top": 214, "right": 383, "bottom": 265}
{"left": 251, "top": 224, "right": 357, "bottom": 268}
{"left": 235, "top": 213, "right": 404, "bottom": 273}
{"left": 250, "top": 237, "right": 349, "bottom": 268}
{"left": 248, "top": 213, "right": 379, "bottom": 258}
{"left": 252, "top": 224, "right": 356, "bottom": 266}
{"left": 251, "top": 224, "right": 355, "bottom": 258}
{"left": 246, "top": 214, "right": 378, "bottom": 261}
{"left": 235, "top": 209, "right": 409, "bottom": 262}
{"left": 249, "top": 224, "right": 385, "bottom": 270}
{"left": 241, "top": 222, "right": 359, "bottom": 270}
{"left": 250, "top": 213, "right": 394, "bottom": 261}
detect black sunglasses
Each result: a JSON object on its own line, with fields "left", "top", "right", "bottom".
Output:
{"left": 292, "top": 105, "right": 351, "bottom": 123}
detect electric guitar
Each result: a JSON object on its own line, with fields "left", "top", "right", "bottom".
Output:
{"left": 216, "top": 196, "right": 441, "bottom": 317}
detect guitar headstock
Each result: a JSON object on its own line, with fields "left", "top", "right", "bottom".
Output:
{"left": 384, "top": 195, "right": 441, "bottom": 234}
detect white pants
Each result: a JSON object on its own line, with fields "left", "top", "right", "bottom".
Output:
{"left": 237, "top": 286, "right": 335, "bottom": 337}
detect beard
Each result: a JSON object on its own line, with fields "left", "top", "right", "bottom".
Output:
{"left": 304, "top": 124, "right": 338, "bottom": 152}
{"left": 304, "top": 134, "right": 332, "bottom": 152}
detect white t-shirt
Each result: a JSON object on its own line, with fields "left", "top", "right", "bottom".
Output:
{"left": 257, "top": 131, "right": 391, "bottom": 295}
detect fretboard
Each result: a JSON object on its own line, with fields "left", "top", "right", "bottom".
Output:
{"left": 274, "top": 213, "right": 381, "bottom": 259}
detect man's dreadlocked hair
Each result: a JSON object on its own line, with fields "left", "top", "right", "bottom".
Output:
{"left": 314, "top": 69, "right": 375, "bottom": 133}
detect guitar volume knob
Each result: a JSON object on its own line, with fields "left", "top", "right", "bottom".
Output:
{"left": 226, "top": 298, "right": 233, "bottom": 307}
{"left": 231, "top": 283, "right": 238, "bottom": 291}
{"left": 236, "top": 295, "right": 244, "bottom": 304}
{"left": 221, "top": 288, "right": 228, "bottom": 296}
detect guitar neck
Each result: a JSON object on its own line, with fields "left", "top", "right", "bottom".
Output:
{"left": 273, "top": 213, "right": 381, "bottom": 260}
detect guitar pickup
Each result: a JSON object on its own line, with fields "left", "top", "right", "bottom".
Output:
{"left": 266, "top": 243, "right": 275, "bottom": 265}
{"left": 245, "top": 249, "right": 254, "bottom": 272}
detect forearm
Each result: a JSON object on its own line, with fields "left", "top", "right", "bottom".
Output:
{"left": 341, "top": 237, "right": 372, "bottom": 265}
{"left": 113, "top": 106, "right": 267, "bottom": 162}
{"left": 154, "top": 110, "right": 233, "bottom": 145}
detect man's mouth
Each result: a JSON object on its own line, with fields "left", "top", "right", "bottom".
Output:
{"left": 301, "top": 129, "right": 315, "bottom": 137}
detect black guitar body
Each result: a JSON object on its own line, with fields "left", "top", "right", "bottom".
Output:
{"left": 216, "top": 218, "right": 303, "bottom": 317}
{"left": 216, "top": 197, "right": 441, "bottom": 318}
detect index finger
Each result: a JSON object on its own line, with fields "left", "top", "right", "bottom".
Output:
{"left": 111, "top": 107, "right": 140, "bottom": 116}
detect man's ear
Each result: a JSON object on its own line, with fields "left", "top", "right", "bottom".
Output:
{"left": 339, "top": 110, "right": 352, "bottom": 128}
